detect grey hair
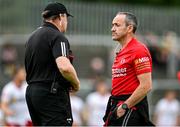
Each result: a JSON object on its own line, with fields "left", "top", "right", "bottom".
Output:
{"left": 117, "top": 12, "right": 138, "bottom": 33}
{"left": 42, "top": 10, "right": 60, "bottom": 20}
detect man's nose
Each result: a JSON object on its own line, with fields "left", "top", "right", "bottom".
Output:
{"left": 111, "top": 27, "right": 115, "bottom": 32}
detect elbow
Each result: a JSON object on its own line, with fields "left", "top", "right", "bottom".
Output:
{"left": 142, "top": 82, "right": 152, "bottom": 94}
{"left": 58, "top": 64, "right": 71, "bottom": 75}
{"left": 148, "top": 86, "right": 152, "bottom": 93}
{"left": 59, "top": 66, "right": 70, "bottom": 74}
{"left": 56, "top": 57, "right": 72, "bottom": 75}
{"left": 147, "top": 83, "right": 152, "bottom": 93}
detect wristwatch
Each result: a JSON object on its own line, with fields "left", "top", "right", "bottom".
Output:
{"left": 121, "top": 103, "right": 129, "bottom": 110}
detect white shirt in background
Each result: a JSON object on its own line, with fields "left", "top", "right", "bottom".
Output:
{"left": 0, "top": 109, "right": 4, "bottom": 125}
{"left": 1, "top": 81, "right": 31, "bottom": 125}
{"left": 155, "top": 98, "right": 180, "bottom": 126}
{"left": 86, "top": 92, "right": 110, "bottom": 126}
{"left": 70, "top": 95, "right": 84, "bottom": 126}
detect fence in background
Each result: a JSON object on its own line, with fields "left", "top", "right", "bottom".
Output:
{"left": 0, "top": 0, "right": 180, "bottom": 35}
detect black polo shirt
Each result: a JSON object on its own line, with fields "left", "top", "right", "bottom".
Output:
{"left": 25, "top": 22, "right": 70, "bottom": 84}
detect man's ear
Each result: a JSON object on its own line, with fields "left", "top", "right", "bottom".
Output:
{"left": 127, "top": 25, "right": 133, "bottom": 33}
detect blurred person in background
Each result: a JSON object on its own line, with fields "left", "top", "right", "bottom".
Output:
{"left": 25, "top": 2, "right": 80, "bottom": 126}
{"left": 160, "top": 31, "right": 178, "bottom": 77}
{"left": 0, "top": 104, "right": 4, "bottom": 125}
{"left": 103, "top": 12, "right": 154, "bottom": 126}
{"left": 1, "top": 66, "right": 32, "bottom": 127}
{"left": 70, "top": 92, "right": 85, "bottom": 127}
{"left": 89, "top": 57, "right": 105, "bottom": 81}
{"left": 153, "top": 90, "right": 180, "bottom": 126}
{"left": 0, "top": 43, "right": 17, "bottom": 79}
{"left": 85, "top": 79, "right": 110, "bottom": 126}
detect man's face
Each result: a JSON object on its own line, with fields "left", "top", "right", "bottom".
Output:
{"left": 14, "top": 68, "right": 26, "bottom": 87}
{"left": 17, "top": 68, "right": 26, "bottom": 81}
{"left": 111, "top": 14, "right": 128, "bottom": 41}
{"left": 59, "top": 14, "right": 68, "bottom": 32}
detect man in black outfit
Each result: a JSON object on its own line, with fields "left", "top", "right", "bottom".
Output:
{"left": 25, "top": 2, "right": 80, "bottom": 126}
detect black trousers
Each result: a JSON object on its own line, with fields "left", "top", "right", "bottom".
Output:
{"left": 26, "top": 83, "right": 73, "bottom": 126}
{"left": 103, "top": 95, "right": 154, "bottom": 126}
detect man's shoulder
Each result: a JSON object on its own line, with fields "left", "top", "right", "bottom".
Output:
{"left": 127, "top": 40, "right": 151, "bottom": 60}
{"left": 157, "top": 98, "right": 168, "bottom": 105}
{"left": 34, "top": 26, "right": 67, "bottom": 40}
{"left": 126, "top": 43, "right": 147, "bottom": 55}
{"left": 132, "top": 41, "right": 149, "bottom": 54}
{"left": 32, "top": 27, "right": 69, "bottom": 46}
{"left": 2, "top": 82, "right": 15, "bottom": 91}
{"left": 44, "top": 26, "right": 65, "bottom": 37}
{"left": 49, "top": 29, "right": 68, "bottom": 43}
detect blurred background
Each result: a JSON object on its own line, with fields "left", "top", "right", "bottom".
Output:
{"left": 0, "top": 0, "right": 180, "bottom": 126}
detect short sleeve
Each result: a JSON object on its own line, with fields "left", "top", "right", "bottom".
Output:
{"left": 133, "top": 48, "right": 152, "bottom": 75}
{"left": 1, "top": 85, "right": 12, "bottom": 103}
{"left": 51, "top": 35, "right": 69, "bottom": 59}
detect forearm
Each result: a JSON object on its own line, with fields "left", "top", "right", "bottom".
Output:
{"left": 60, "top": 65, "right": 80, "bottom": 91}
{"left": 124, "top": 73, "right": 152, "bottom": 108}
{"left": 125, "top": 83, "right": 151, "bottom": 108}
{"left": 56, "top": 57, "right": 80, "bottom": 91}
{"left": 1, "top": 103, "right": 14, "bottom": 116}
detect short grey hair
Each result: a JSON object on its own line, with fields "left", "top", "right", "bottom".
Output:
{"left": 117, "top": 12, "right": 138, "bottom": 33}
{"left": 42, "top": 10, "right": 60, "bottom": 20}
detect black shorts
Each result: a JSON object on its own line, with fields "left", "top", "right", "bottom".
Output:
{"left": 103, "top": 95, "right": 154, "bottom": 126}
{"left": 26, "top": 83, "right": 73, "bottom": 126}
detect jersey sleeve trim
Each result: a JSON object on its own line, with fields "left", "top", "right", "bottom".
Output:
{"left": 61, "top": 42, "right": 67, "bottom": 56}
{"left": 136, "top": 68, "right": 152, "bottom": 75}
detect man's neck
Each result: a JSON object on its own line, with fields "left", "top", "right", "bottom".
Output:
{"left": 46, "top": 20, "right": 61, "bottom": 32}
{"left": 119, "top": 34, "right": 134, "bottom": 50}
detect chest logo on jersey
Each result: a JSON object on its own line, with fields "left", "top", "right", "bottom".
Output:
{"left": 120, "top": 58, "right": 126, "bottom": 64}
{"left": 112, "top": 68, "right": 127, "bottom": 78}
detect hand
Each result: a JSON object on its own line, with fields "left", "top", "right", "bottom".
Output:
{"left": 70, "top": 81, "right": 80, "bottom": 92}
{"left": 71, "top": 85, "right": 80, "bottom": 92}
{"left": 116, "top": 105, "right": 126, "bottom": 118}
{"left": 69, "top": 86, "right": 79, "bottom": 92}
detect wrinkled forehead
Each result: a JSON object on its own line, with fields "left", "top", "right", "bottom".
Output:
{"left": 112, "top": 14, "right": 126, "bottom": 24}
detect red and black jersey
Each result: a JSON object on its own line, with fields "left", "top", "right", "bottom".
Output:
{"left": 112, "top": 38, "right": 152, "bottom": 96}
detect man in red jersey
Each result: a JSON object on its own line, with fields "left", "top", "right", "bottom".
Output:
{"left": 103, "top": 12, "right": 154, "bottom": 126}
